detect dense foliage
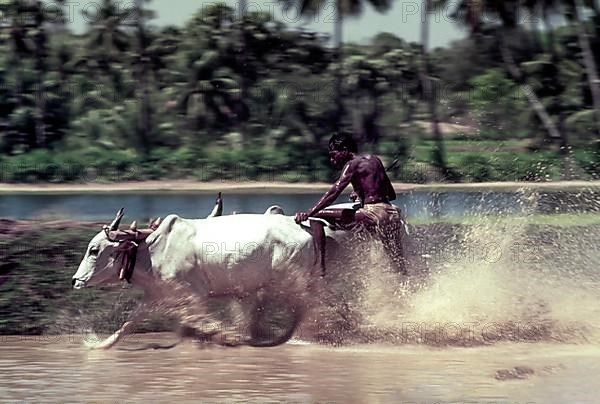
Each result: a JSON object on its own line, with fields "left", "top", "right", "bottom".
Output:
{"left": 0, "top": 0, "right": 599, "bottom": 183}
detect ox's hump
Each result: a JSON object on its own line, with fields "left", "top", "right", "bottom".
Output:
{"left": 145, "top": 214, "right": 181, "bottom": 245}
{"left": 265, "top": 205, "right": 285, "bottom": 215}
{"left": 159, "top": 214, "right": 181, "bottom": 233}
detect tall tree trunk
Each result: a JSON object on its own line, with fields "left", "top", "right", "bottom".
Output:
{"left": 239, "top": 0, "right": 248, "bottom": 100}
{"left": 238, "top": 0, "right": 248, "bottom": 142}
{"left": 10, "top": 26, "right": 25, "bottom": 124}
{"left": 528, "top": 4, "right": 541, "bottom": 52}
{"left": 12, "top": 54, "right": 23, "bottom": 111}
{"left": 34, "top": 75, "right": 45, "bottom": 148}
{"left": 557, "top": 111, "right": 573, "bottom": 178}
{"left": 542, "top": 8, "right": 557, "bottom": 56}
{"left": 420, "top": 0, "right": 447, "bottom": 177}
{"left": 573, "top": 0, "right": 600, "bottom": 138}
{"left": 363, "top": 93, "right": 381, "bottom": 150}
{"left": 135, "top": 0, "right": 150, "bottom": 154}
{"left": 590, "top": 1, "right": 600, "bottom": 48}
{"left": 500, "top": 28, "right": 563, "bottom": 142}
{"left": 34, "top": 28, "right": 47, "bottom": 148}
{"left": 138, "top": 67, "right": 151, "bottom": 154}
{"left": 333, "top": 0, "right": 344, "bottom": 128}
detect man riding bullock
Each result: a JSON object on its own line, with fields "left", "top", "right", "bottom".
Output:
{"left": 294, "top": 133, "right": 406, "bottom": 274}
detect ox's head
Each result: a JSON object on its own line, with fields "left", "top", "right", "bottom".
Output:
{"left": 72, "top": 208, "right": 159, "bottom": 289}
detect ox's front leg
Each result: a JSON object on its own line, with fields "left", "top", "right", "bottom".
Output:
{"left": 84, "top": 305, "right": 149, "bottom": 350}
{"left": 86, "top": 320, "right": 138, "bottom": 350}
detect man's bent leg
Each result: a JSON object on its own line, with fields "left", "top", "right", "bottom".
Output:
{"left": 357, "top": 204, "right": 408, "bottom": 275}
{"left": 379, "top": 224, "right": 408, "bottom": 275}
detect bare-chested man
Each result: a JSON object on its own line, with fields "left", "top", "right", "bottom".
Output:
{"left": 295, "top": 133, "right": 406, "bottom": 274}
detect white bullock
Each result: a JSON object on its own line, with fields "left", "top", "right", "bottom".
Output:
{"left": 72, "top": 207, "right": 323, "bottom": 349}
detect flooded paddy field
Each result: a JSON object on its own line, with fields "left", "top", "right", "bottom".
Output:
{"left": 1, "top": 186, "right": 599, "bottom": 403}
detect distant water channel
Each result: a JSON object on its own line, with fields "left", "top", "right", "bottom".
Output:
{"left": 1, "top": 190, "right": 598, "bottom": 221}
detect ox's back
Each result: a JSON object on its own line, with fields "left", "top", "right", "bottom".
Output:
{"left": 146, "top": 214, "right": 318, "bottom": 296}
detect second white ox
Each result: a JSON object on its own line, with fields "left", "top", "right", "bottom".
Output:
{"left": 72, "top": 208, "right": 323, "bottom": 349}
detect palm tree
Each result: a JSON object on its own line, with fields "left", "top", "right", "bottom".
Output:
{"left": 0, "top": 0, "right": 66, "bottom": 148}
{"left": 421, "top": 0, "right": 449, "bottom": 177}
{"left": 571, "top": 0, "right": 600, "bottom": 138}
{"left": 30, "top": 0, "right": 48, "bottom": 148}
{"left": 0, "top": 0, "right": 30, "bottom": 147}
{"left": 278, "top": 0, "right": 391, "bottom": 130}
{"left": 524, "top": 0, "right": 558, "bottom": 53}
{"left": 239, "top": 0, "right": 248, "bottom": 101}
{"left": 435, "top": 0, "right": 565, "bottom": 144}
{"left": 126, "top": 0, "right": 181, "bottom": 153}
{"left": 82, "top": 0, "right": 130, "bottom": 93}
{"left": 525, "top": 0, "right": 600, "bottom": 139}
{"left": 129, "top": 0, "right": 155, "bottom": 154}
{"left": 179, "top": 5, "right": 245, "bottom": 136}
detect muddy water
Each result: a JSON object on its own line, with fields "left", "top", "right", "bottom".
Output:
{"left": 1, "top": 335, "right": 599, "bottom": 403}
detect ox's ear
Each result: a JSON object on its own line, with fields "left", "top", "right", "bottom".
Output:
{"left": 109, "top": 208, "right": 125, "bottom": 231}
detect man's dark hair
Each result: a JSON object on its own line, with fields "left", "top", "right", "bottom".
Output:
{"left": 329, "top": 133, "right": 358, "bottom": 153}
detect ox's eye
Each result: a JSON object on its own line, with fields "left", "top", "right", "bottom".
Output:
{"left": 89, "top": 247, "right": 99, "bottom": 256}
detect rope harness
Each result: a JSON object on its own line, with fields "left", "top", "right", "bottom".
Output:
{"left": 103, "top": 226, "right": 148, "bottom": 283}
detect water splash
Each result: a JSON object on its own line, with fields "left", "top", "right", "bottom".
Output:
{"left": 313, "top": 188, "right": 600, "bottom": 346}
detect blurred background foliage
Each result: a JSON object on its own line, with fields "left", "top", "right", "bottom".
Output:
{"left": 0, "top": 0, "right": 598, "bottom": 183}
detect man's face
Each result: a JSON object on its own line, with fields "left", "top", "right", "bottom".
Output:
{"left": 329, "top": 146, "right": 350, "bottom": 169}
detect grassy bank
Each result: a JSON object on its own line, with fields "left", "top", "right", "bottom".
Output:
{"left": 0, "top": 221, "right": 174, "bottom": 335}
{"left": 0, "top": 145, "right": 598, "bottom": 187}
{"left": 408, "top": 212, "right": 600, "bottom": 226}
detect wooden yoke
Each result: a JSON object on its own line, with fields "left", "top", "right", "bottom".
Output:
{"left": 103, "top": 209, "right": 162, "bottom": 283}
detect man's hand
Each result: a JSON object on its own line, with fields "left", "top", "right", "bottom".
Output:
{"left": 294, "top": 212, "right": 309, "bottom": 224}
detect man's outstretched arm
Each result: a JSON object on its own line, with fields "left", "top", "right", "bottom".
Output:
{"left": 295, "top": 162, "right": 354, "bottom": 223}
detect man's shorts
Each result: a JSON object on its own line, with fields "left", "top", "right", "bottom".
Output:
{"left": 341, "top": 202, "right": 405, "bottom": 238}
{"left": 358, "top": 202, "right": 402, "bottom": 229}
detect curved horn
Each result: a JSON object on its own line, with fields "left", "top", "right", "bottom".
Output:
{"left": 129, "top": 221, "right": 138, "bottom": 231}
{"left": 150, "top": 217, "right": 162, "bottom": 230}
{"left": 206, "top": 192, "right": 223, "bottom": 218}
{"left": 109, "top": 208, "right": 125, "bottom": 231}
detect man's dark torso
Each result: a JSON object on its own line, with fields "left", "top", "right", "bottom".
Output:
{"left": 348, "top": 155, "right": 396, "bottom": 205}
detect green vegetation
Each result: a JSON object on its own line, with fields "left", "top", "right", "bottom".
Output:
{"left": 0, "top": 222, "right": 172, "bottom": 335}
{"left": 0, "top": 1, "right": 599, "bottom": 184}
{"left": 408, "top": 212, "right": 600, "bottom": 226}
